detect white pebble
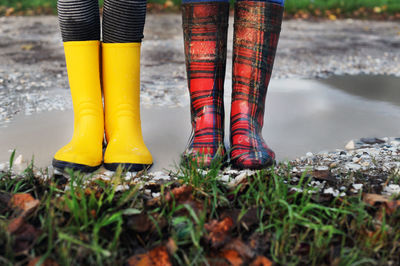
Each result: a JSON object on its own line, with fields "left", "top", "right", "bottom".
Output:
{"left": 218, "top": 175, "right": 230, "bottom": 182}
{"left": 345, "top": 163, "right": 361, "bottom": 171}
{"left": 345, "top": 140, "right": 355, "bottom": 150}
{"left": 152, "top": 192, "right": 161, "bottom": 198}
{"left": 324, "top": 187, "right": 340, "bottom": 197}
{"left": 383, "top": 184, "right": 400, "bottom": 195}
{"left": 14, "top": 154, "right": 24, "bottom": 165}
{"left": 315, "top": 166, "right": 329, "bottom": 171}
{"left": 352, "top": 184, "right": 363, "bottom": 190}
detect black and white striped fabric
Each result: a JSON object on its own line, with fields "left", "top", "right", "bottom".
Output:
{"left": 57, "top": 0, "right": 147, "bottom": 43}
{"left": 57, "top": 0, "right": 100, "bottom": 42}
{"left": 103, "top": 0, "right": 147, "bottom": 43}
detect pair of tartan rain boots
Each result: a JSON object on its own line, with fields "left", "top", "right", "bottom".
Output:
{"left": 182, "top": 1, "right": 284, "bottom": 169}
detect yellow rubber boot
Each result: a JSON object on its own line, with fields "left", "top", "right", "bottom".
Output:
{"left": 53, "top": 41, "right": 104, "bottom": 172}
{"left": 102, "top": 43, "right": 153, "bottom": 172}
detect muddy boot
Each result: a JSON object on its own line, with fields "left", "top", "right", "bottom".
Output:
{"left": 230, "top": 1, "right": 284, "bottom": 169}
{"left": 102, "top": 0, "right": 152, "bottom": 172}
{"left": 182, "top": 1, "right": 229, "bottom": 167}
{"left": 53, "top": 0, "right": 103, "bottom": 172}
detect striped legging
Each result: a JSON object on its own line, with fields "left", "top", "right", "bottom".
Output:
{"left": 57, "top": 0, "right": 147, "bottom": 43}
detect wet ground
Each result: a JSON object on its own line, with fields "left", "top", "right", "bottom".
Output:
{"left": 1, "top": 75, "right": 400, "bottom": 171}
{"left": 0, "top": 15, "right": 400, "bottom": 171}
{"left": 0, "top": 15, "right": 400, "bottom": 123}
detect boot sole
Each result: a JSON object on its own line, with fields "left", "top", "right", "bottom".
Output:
{"left": 52, "top": 159, "right": 101, "bottom": 173}
{"left": 231, "top": 157, "right": 276, "bottom": 170}
{"left": 103, "top": 163, "right": 152, "bottom": 172}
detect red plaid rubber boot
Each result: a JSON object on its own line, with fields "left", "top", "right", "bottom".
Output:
{"left": 182, "top": 2, "right": 229, "bottom": 167}
{"left": 230, "top": 1, "right": 283, "bottom": 169}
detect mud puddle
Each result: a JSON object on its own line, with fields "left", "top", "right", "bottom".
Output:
{"left": 1, "top": 76, "right": 399, "bottom": 172}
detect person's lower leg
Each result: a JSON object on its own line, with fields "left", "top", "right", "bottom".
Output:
{"left": 230, "top": 0, "right": 284, "bottom": 169}
{"left": 53, "top": 0, "right": 103, "bottom": 172}
{"left": 182, "top": 0, "right": 229, "bottom": 167}
{"left": 102, "top": 0, "right": 152, "bottom": 172}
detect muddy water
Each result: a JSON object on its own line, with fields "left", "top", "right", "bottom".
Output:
{"left": 1, "top": 76, "right": 399, "bottom": 171}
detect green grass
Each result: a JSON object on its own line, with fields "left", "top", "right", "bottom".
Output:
{"left": 284, "top": 0, "right": 400, "bottom": 14}
{"left": 1, "top": 0, "right": 400, "bottom": 15}
{"left": 1, "top": 153, "right": 400, "bottom": 265}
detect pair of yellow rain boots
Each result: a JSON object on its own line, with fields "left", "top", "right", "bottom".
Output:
{"left": 52, "top": 40, "right": 153, "bottom": 172}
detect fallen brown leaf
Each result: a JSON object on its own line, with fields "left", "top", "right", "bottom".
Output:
{"left": 204, "top": 217, "right": 234, "bottom": 248}
{"left": 221, "top": 250, "right": 243, "bottom": 266}
{"left": 10, "top": 222, "right": 41, "bottom": 253}
{"left": 127, "top": 246, "right": 172, "bottom": 266}
{"left": 250, "top": 256, "right": 272, "bottom": 266}
{"left": 165, "top": 185, "right": 193, "bottom": 203}
{"left": 8, "top": 217, "right": 25, "bottom": 234}
{"left": 363, "top": 193, "right": 389, "bottom": 206}
{"left": 221, "top": 208, "right": 259, "bottom": 230}
{"left": 223, "top": 238, "right": 255, "bottom": 260}
{"left": 363, "top": 193, "right": 400, "bottom": 215}
{"left": 28, "top": 257, "right": 59, "bottom": 266}
{"left": 166, "top": 237, "right": 178, "bottom": 255}
{"left": 9, "top": 193, "right": 40, "bottom": 216}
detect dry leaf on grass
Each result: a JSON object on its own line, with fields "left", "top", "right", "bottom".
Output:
{"left": 127, "top": 246, "right": 172, "bottom": 266}
{"left": 223, "top": 238, "right": 255, "bottom": 260}
{"left": 9, "top": 193, "right": 40, "bottom": 217}
{"left": 28, "top": 257, "right": 59, "bottom": 266}
{"left": 221, "top": 250, "right": 243, "bottom": 266}
{"left": 9, "top": 221, "right": 41, "bottom": 253}
{"left": 250, "top": 256, "right": 272, "bottom": 266}
{"left": 204, "top": 217, "right": 234, "bottom": 248}
{"left": 165, "top": 185, "right": 193, "bottom": 203}
{"left": 363, "top": 193, "right": 400, "bottom": 215}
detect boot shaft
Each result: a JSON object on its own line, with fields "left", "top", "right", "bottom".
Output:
{"left": 231, "top": 1, "right": 283, "bottom": 131}
{"left": 182, "top": 2, "right": 229, "bottom": 128}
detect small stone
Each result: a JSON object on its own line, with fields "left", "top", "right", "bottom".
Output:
{"left": 383, "top": 184, "right": 400, "bottom": 195}
{"left": 352, "top": 184, "right": 363, "bottom": 190}
{"left": 306, "top": 152, "right": 313, "bottom": 157}
{"left": 329, "top": 162, "right": 338, "bottom": 168}
{"left": 345, "top": 140, "right": 355, "bottom": 150}
{"left": 315, "top": 166, "right": 329, "bottom": 171}
{"left": 360, "top": 137, "right": 385, "bottom": 145}
{"left": 323, "top": 187, "right": 340, "bottom": 197}
{"left": 115, "top": 185, "right": 129, "bottom": 192}
{"left": 14, "top": 154, "right": 24, "bottom": 165}
{"left": 352, "top": 157, "right": 362, "bottom": 163}
{"left": 345, "top": 163, "right": 361, "bottom": 171}
{"left": 219, "top": 175, "right": 230, "bottom": 183}
{"left": 103, "top": 171, "right": 114, "bottom": 177}
{"left": 361, "top": 161, "right": 370, "bottom": 167}
{"left": 152, "top": 192, "right": 161, "bottom": 198}
{"left": 290, "top": 187, "right": 303, "bottom": 193}
{"left": 225, "top": 169, "right": 239, "bottom": 175}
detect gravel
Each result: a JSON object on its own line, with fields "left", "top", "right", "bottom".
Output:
{"left": 3, "top": 137, "right": 399, "bottom": 199}
{"left": 1, "top": 15, "right": 400, "bottom": 125}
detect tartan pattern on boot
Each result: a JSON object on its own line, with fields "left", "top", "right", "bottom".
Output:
{"left": 182, "top": 2, "right": 229, "bottom": 166}
{"left": 230, "top": 1, "right": 283, "bottom": 169}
